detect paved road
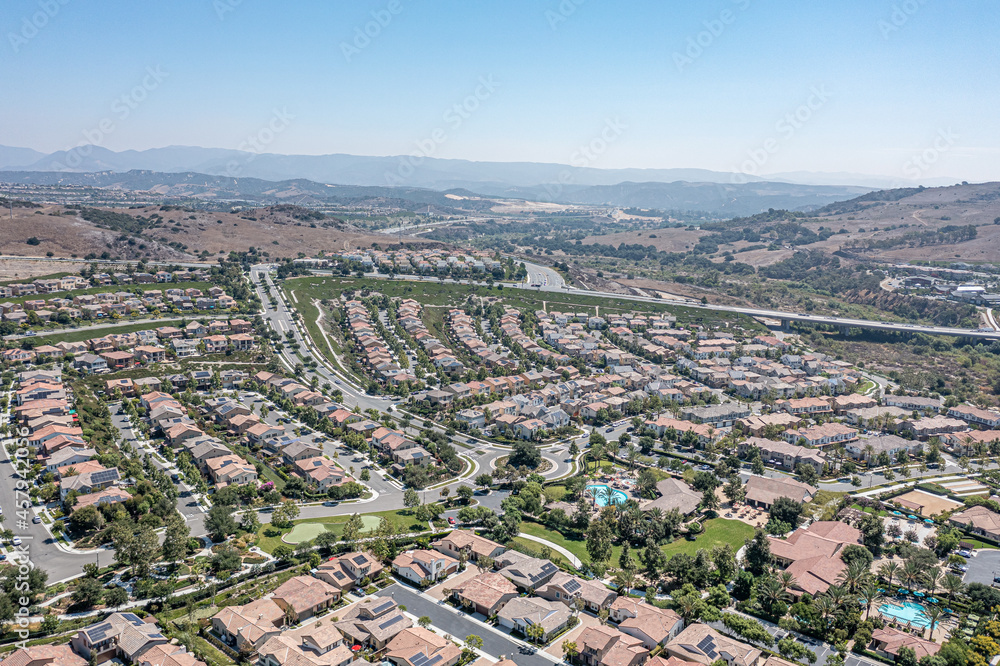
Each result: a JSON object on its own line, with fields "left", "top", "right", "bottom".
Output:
{"left": 375, "top": 583, "right": 553, "bottom": 664}
{"left": 108, "top": 409, "right": 208, "bottom": 538}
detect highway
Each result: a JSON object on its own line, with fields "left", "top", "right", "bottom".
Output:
{"left": 511, "top": 259, "right": 1000, "bottom": 340}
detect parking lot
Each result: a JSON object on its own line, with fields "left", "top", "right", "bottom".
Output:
{"left": 962, "top": 548, "right": 1000, "bottom": 586}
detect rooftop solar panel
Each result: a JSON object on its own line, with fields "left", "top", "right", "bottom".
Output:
{"left": 353, "top": 555, "right": 369, "bottom": 565}
{"left": 564, "top": 579, "right": 582, "bottom": 593}
{"left": 696, "top": 636, "right": 716, "bottom": 655}
{"left": 379, "top": 614, "right": 405, "bottom": 629}
{"left": 90, "top": 469, "right": 120, "bottom": 484}
{"left": 372, "top": 599, "right": 395, "bottom": 614}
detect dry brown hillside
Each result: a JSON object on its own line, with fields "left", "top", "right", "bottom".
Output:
{"left": 0, "top": 203, "right": 437, "bottom": 261}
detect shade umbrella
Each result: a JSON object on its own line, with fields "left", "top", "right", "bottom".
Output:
{"left": 908, "top": 514, "right": 919, "bottom": 520}
{"left": 929, "top": 598, "right": 939, "bottom": 604}
{"left": 893, "top": 511, "right": 904, "bottom": 516}
{"left": 924, "top": 519, "right": 934, "bottom": 524}
{"left": 913, "top": 591, "right": 925, "bottom": 598}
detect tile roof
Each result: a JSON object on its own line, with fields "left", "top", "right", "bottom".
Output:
{"left": 0, "top": 645, "right": 87, "bottom": 666}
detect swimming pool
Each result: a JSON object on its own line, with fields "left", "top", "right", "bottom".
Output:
{"left": 587, "top": 484, "right": 628, "bottom": 507}
{"left": 879, "top": 601, "right": 929, "bottom": 628}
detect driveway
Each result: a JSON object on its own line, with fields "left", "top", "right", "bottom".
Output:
{"left": 375, "top": 583, "right": 558, "bottom": 665}
{"left": 963, "top": 549, "right": 1000, "bottom": 586}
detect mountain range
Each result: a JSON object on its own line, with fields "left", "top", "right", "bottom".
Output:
{"left": 0, "top": 143, "right": 962, "bottom": 216}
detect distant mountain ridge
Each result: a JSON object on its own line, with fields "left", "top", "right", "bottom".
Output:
{"left": 0, "top": 167, "right": 876, "bottom": 217}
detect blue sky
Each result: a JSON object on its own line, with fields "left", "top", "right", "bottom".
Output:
{"left": 2, "top": 0, "right": 998, "bottom": 181}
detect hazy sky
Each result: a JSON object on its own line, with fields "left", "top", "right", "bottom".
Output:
{"left": 2, "top": 0, "right": 998, "bottom": 182}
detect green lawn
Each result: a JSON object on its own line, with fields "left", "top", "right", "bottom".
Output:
{"left": 516, "top": 518, "right": 755, "bottom": 567}
{"left": 257, "top": 508, "right": 431, "bottom": 552}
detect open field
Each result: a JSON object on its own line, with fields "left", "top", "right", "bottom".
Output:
{"left": 0, "top": 203, "right": 438, "bottom": 262}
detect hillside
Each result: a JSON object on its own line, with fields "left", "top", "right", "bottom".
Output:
{"left": 0, "top": 202, "right": 436, "bottom": 261}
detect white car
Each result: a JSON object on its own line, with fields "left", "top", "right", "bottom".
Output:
{"left": 11, "top": 536, "right": 21, "bottom": 546}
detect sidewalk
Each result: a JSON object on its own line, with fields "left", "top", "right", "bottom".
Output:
{"left": 516, "top": 533, "right": 582, "bottom": 567}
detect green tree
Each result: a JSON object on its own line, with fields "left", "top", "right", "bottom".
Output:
{"left": 743, "top": 528, "right": 773, "bottom": 577}
{"left": 105, "top": 585, "right": 129, "bottom": 609}
{"left": 475, "top": 474, "right": 493, "bottom": 492}
{"left": 404, "top": 488, "right": 420, "bottom": 509}
{"left": 272, "top": 500, "right": 300, "bottom": 528}
{"left": 161, "top": 515, "right": 190, "bottom": 564}
{"left": 342, "top": 513, "right": 365, "bottom": 543}
{"left": 586, "top": 518, "right": 613, "bottom": 565}
{"left": 72, "top": 576, "right": 105, "bottom": 608}
{"left": 205, "top": 503, "right": 237, "bottom": 542}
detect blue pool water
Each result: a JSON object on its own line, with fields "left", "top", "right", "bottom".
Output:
{"left": 587, "top": 484, "right": 628, "bottom": 507}
{"left": 879, "top": 601, "right": 929, "bottom": 628}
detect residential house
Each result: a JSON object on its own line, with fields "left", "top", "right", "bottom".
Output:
{"left": 431, "top": 530, "right": 507, "bottom": 563}
{"left": 663, "top": 623, "right": 761, "bottom": 666}
{"left": 211, "top": 598, "right": 285, "bottom": 654}
{"left": 70, "top": 613, "right": 169, "bottom": 663}
{"left": 391, "top": 549, "right": 459, "bottom": 585}
{"left": 537, "top": 571, "right": 617, "bottom": 612}
{"left": 315, "top": 551, "right": 384, "bottom": 598}
{"left": 496, "top": 550, "right": 559, "bottom": 591}
{"left": 870, "top": 628, "right": 941, "bottom": 663}
{"left": 333, "top": 597, "right": 411, "bottom": 650}
{"left": 270, "top": 576, "right": 340, "bottom": 623}
{"left": 497, "top": 596, "right": 572, "bottom": 642}
{"left": 0, "top": 645, "right": 87, "bottom": 666}
{"left": 384, "top": 628, "right": 462, "bottom": 666}
{"left": 449, "top": 572, "right": 518, "bottom": 617}
{"left": 577, "top": 626, "right": 648, "bottom": 666}
{"left": 610, "top": 598, "right": 684, "bottom": 648}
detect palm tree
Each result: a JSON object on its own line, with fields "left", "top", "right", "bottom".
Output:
{"left": 942, "top": 573, "right": 964, "bottom": 601}
{"left": 626, "top": 443, "right": 639, "bottom": 470}
{"left": 864, "top": 443, "right": 875, "bottom": 465}
{"left": 676, "top": 594, "right": 700, "bottom": 624}
{"left": 614, "top": 569, "right": 636, "bottom": 596}
{"left": 860, "top": 580, "right": 884, "bottom": 620}
{"left": 815, "top": 595, "right": 837, "bottom": 629}
{"left": 879, "top": 561, "right": 900, "bottom": 588}
{"left": 923, "top": 606, "right": 944, "bottom": 640}
{"left": 924, "top": 569, "right": 942, "bottom": 597}
{"left": 901, "top": 561, "right": 922, "bottom": 591}
{"left": 759, "top": 578, "right": 787, "bottom": 612}
{"left": 526, "top": 622, "right": 545, "bottom": 645}
{"left": 562, "top": 640, "right": 579, "bottom": 663}
{"left": 777, "top": 571, "right": 798, "bottom": 593}
{"left": 837, "top": 560, "right": 870, "bottom": 593}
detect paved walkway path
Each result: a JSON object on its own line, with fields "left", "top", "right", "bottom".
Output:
{"left": 516, "top": 533, "right": 582, "bottom": 567}
{"left": 855, "top": 474, "right": 972, "bottom": 498}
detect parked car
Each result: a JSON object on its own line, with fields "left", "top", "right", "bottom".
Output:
{"left": 958, "top": 549, "right": 973, "bottom": 558}
{"left": 32, "top": 516, "right": 41, "bottom": 524}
